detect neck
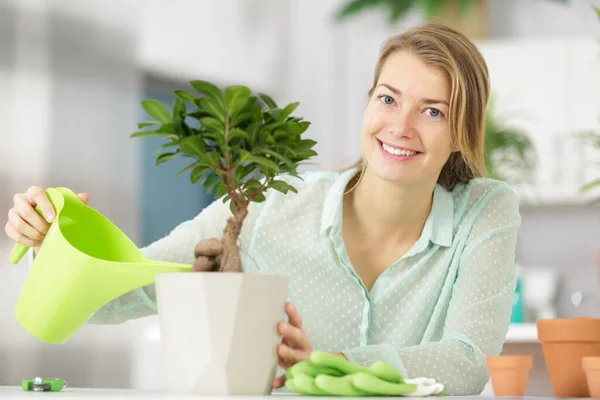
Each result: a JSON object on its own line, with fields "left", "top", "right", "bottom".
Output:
{"left": 343, "top": 168, "right": 436, "bottom": 244}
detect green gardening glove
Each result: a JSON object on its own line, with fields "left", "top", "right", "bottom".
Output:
{"left": 285, "top": 351, "right": 446, "bottom": 397}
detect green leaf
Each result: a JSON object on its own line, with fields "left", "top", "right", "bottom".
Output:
{"left": 198, "top": 151, "right": 221, "bottom": 167}
{"left": 269, "top": 179, "right": 298, "bottom": 194}
{"left": 277, "top": 102, "right": 299, "bottom": 122}
{"left": 254, "top": 147, "right": 295, "bottom": 168}
{"left": 179, "top": 136, "right": 207, "bottom": 156}
{"left": 130, "top": 131, "right": 174, "bottom": 138}
{"left": 138, "top": 121, "right": 160, "bottom": 129}
{"left": 174, "top": 90, "right": 196, "bottom": 103}
{"left": 203, "top": 173, "right": 218, "bottom": 193}
{"left": 228, "top": 128, "right": 250, "bottom": 142}
{"left": 156, "top": 152, "right": 178, "bottom": 165}
{"left": 152, "top": 140, "right": 179, "bottom": 157}
{"left": 198, "top": 98, "right": 225, "bottom": 124}
{"left": 155, "top": 123, "right": 177, "bottom": 134}
{"left": 176, "top": 162, "right": 198, "bottom": 177}
{"left": 273, "top": 129, "right": 289, "bottom": 141}
{"left": 234, "top": 163, "right": 257, "bottom": 181}
{"left": 252, "top": 192, "right": 266, "bottom": 202}
{"left": 293, "top": 149, "right": 318, "bottom": 160}
{"left": 200, "top": 117, "right": 224, "bottom": 132}
{"left": 296, "top": 138, "right": 318, "bottom": 151}
{"left": 231, "top": 112, "right": 252, "bottom": 127}
{"left": 251, "top": 104, "right": 263, "bottom": 123}
{"left": 388, "top": 0, "right": 413, "bottom": 23}
{"left": 191, "top": 165, "right": 208, "bottom": 184}
{"left": 159, "top": 140, "right": 179, "bottom": 150}
{"left": 141, "top": 99, "right": 171, "bottom": 124}
{"left": 420, "top": 0, "right": 450, "bottom": 19}
{"left": 243, "top": 154, "right": 279, "bottom": 173}
{"left": 258, "top": 93, "right": 278, "bottom": 109}
{"left": 189, "top": 80, "right": 225, "bottom": 105}
{"left": 335, "top": 0, "right": 380, "bottom": 21}
{"left": 172, "top": 97, "right": 186, "bottom": 118}
{"left": 281, "top": 121, "right": 311, "bottom": 135}
{"left": 581, "top": 178, "right": 600, "bottom": 193}
{"left": 214, "top": 180, "right": 228, "bottom": 199}
{"left": 224, "top": 85, "right": 252, "bottom": 118}
{"left": 596, "top": 6, "right": 600, "bottom": 21}
{"left": 202, "top": 131, "right": 225, "bottom": 144}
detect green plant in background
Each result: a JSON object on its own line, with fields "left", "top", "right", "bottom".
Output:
{"left": 578, "top": 6, "right": 600, "bottom": 198}
{"left": 579, "top": 130, "right": 600, "bottom": 197}
{"left": 130, "top": 81, "right": 318, "bottom": 272}
{"left": 484, "top": 95, "right": 536, "bottom": 184}
{"left": 335, "top": 0, "right": 570, "bottom": 25}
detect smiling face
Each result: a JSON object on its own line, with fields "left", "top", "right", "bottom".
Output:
{"left": 360, "top": 51, "right": 454, "bottom": 187}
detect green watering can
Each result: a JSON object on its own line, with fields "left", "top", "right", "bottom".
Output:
{"left": 8, "top": 187, "right": 192, "bottom": 344}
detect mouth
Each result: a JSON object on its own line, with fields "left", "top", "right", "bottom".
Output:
{"left": 377, "top": 139, "right": 422, "bottom": 160}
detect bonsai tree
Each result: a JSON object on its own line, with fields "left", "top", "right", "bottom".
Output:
{"left": 130, "top": 81, "right": 318, "bottom": 273}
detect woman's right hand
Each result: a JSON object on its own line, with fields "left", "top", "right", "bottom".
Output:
{"left": 5, "top": 186, "right": 89, "bottom": 252}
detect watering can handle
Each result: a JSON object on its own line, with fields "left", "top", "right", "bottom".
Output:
{"left": 8, "top": 188, "right": 73, "bottom": 265}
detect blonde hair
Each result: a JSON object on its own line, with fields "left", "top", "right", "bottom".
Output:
{"left": 350, "top": 22, "right": 490, "bottom": 191}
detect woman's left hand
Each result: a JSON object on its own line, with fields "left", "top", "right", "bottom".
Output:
{"left": 271, "top": 302, "right": 313, "bottom": 389}
{"left": 271, "top": 302, "right": 348, "bottom": 389}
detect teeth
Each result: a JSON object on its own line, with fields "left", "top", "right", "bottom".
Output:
{"left": 382, "top": 143, "right": 417, "bottom": 156}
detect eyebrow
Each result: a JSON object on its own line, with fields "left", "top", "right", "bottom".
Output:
{"left": 377, "top": 83, "right": 449, "bottom": 107}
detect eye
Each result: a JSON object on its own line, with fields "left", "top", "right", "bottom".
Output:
{"left": 378, "top": 95, "right": 395, "bottom": 106}
{"left": 426, "top": 108, "right": 442, "bottom": 117}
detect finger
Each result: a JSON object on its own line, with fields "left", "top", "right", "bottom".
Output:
{"left": 77, "top": 193, "right": 89, "bottom": 205}
{"left": 278, "top": 355, "right": 293, "bottom": 370}
{"left": 194, "top": 238, "right": 223, "bottom": 258}
{"left": 5, "top": 221, "right": 41, "bottom": 248}
{"left": 271, "top": 374, "right": 286, "bottom": 389}
{"left": 14, "top": 194, "right": 50, "bottom": 234}
{"left": 278, "top": 321, "right": 307, "bottom": 349}
{"left": 24, "top": 186, "right": 55, "bottom": 223}
{"left": 286, "top": 302, "right": 303, "bottom": 328}
{"left": 278, "top": 342, "right": 310, "bottom": 366}
{"left": 191, "top": 256, "right": 218, "bottom": 272}
{"left": 8, "top": 208, "right": 45, "bottom": 242}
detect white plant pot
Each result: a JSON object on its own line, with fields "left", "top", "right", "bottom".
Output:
{"left": 155, "top": 272, "right": 289, "bottom": 395}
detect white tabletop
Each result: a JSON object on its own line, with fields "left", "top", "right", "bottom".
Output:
{"left": 0, "top": 386, "right": 561, "bottom": 399}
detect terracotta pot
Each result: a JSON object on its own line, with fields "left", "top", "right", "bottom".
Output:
{"left": 485, "top": 355, "right": 532, "bottom": 396}
{"left": 537, "top": 318, "right": 600, "bottom": 397}
{"left": 583, "top": 357, "right": 600, "bottom": 398}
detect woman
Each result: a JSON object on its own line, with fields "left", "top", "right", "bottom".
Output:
{"left": 5, "top": 23, "right": 520, "bottom": 395}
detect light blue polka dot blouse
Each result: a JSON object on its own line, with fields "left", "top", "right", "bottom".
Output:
{"left": 88, "top": 167, "right": 521, "bottom": 395}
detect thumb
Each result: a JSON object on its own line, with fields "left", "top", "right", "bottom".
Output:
{"left": 77, "top": 193, "right": 89, "bottom": 205}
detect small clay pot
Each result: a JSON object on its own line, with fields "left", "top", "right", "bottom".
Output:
{"left": 583, "top": 357, "right": 600, "bottom": 398}
{"left": 537, "top": 318, "right": 600, "bottom": 398}
{"left": 486, "top": 355, "right": 532, "bottom": 396}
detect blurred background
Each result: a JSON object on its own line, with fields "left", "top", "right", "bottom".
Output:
{"left": 1, "top": 0, "right": 599, "bottom": 395}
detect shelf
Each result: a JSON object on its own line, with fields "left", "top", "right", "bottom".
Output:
{"left": 505, "top": 323, "right": 538, "bottom": 343}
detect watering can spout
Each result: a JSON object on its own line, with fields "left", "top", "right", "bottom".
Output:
{"left": 9, "top": 244, "right": 29, "bottom": 265}
{"left": 10, "top": 187, "right": 192, "bottom": 343}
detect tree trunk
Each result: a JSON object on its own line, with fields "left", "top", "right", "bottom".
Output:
{"left": 218, "top": 215, "right": 245, "bottom": 273}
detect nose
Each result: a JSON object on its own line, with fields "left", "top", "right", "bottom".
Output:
{"left": 388, "top": 108, "right": 417, "bottom": 139}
